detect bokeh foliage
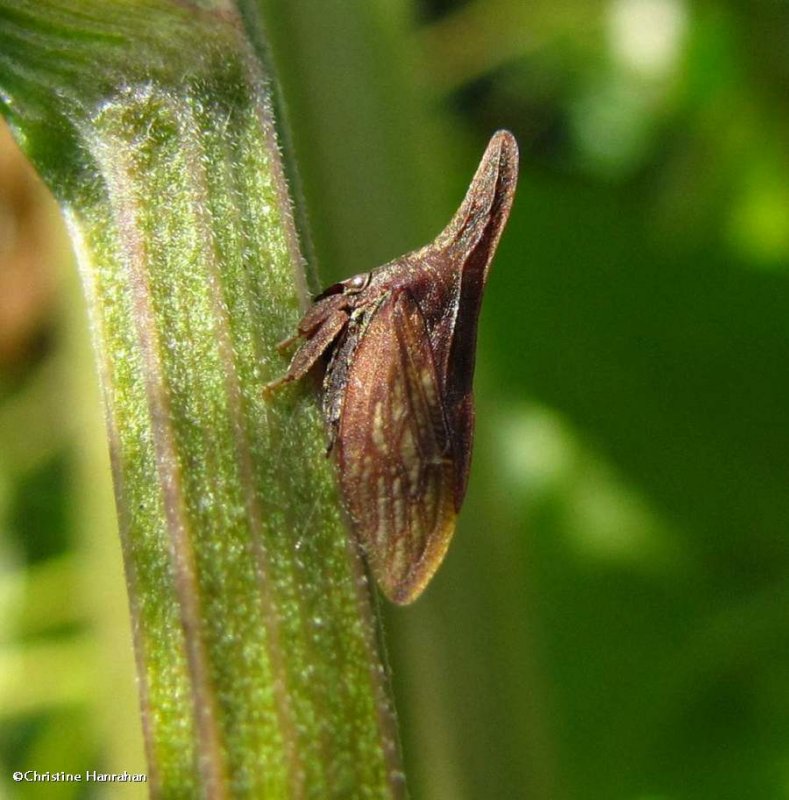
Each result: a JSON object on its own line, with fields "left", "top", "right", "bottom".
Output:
{"left": 2, "top": 0, "right": 789, "bottom": 798}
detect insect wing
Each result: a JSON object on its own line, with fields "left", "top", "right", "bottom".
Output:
{"left": 336, "top": 290, "right": 457, "bottom": 604}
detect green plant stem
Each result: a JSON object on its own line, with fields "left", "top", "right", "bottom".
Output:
{"left": 0, "top": 2, "right": 403, "bottom": 796}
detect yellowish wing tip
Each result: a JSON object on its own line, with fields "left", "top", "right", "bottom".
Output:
{"left": 378, "top": 512, "right": 458, "bottom": 605}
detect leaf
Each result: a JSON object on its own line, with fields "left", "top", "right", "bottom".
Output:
{"left": 0, "top": 2, "right": 404, "bottom": 796}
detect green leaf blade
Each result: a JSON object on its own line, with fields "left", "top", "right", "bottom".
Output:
{"left": 0, "top": 2, "right": 404, "bottom": 796}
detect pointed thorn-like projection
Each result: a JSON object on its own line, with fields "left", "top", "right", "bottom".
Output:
{"left": 268, "top": 131, "right": 519, "bottom": 603}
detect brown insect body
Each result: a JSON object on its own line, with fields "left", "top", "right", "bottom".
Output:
{"left": 270, "top": 131, "right": 519, "bottom": 603}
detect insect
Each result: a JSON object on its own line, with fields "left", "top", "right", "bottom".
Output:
{"left": 268, "top": 131, "right": 519, "bottom": 604}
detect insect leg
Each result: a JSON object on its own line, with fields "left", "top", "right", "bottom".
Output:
{"left": 264, "top": 308, "right": 349, "bottom": 393}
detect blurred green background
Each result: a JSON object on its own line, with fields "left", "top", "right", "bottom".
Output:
{"left": 2, "top": 0, "right": 789, "bottom": 797}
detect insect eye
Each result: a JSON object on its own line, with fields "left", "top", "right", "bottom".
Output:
{"left": 345, "top": 273, "right": 370, "bottom": 292}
